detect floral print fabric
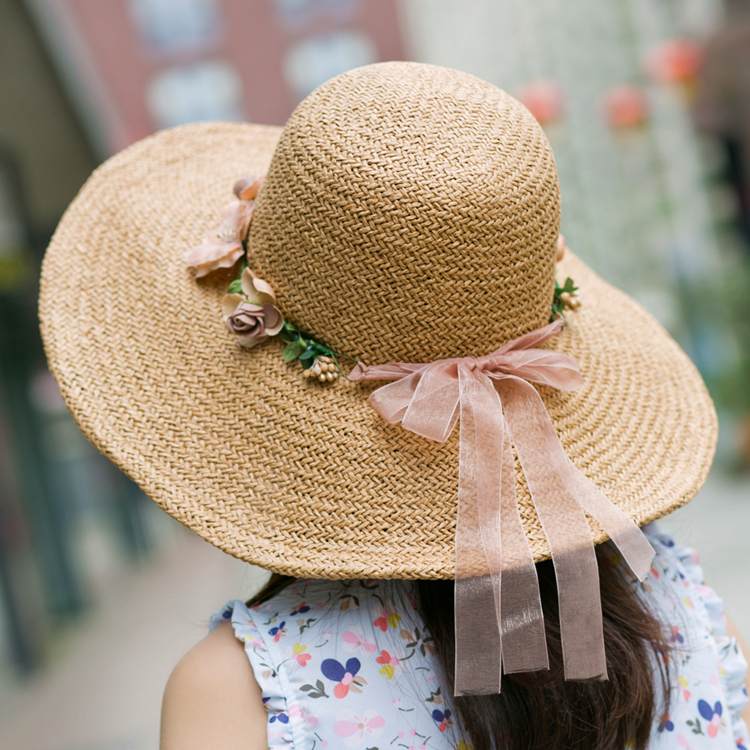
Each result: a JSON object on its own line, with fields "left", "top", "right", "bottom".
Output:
{"left": 209, "top": 524, "right": 748, "bottom": 749}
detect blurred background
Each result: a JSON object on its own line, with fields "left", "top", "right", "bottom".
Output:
{"left": 0, "top": 0, "right": 749, "bottom": 747}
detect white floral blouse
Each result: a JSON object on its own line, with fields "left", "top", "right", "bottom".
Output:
{"left": 210, "top": 525, "right": 748, "bottom": 749}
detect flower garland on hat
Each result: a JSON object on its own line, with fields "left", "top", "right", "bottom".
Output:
{"left": 182, "top": 175, "right": 581, "bottom": 382}
{"left": 182, "top": 174, "right": 358, "bottom": 382}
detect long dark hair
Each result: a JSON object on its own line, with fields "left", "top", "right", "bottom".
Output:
{"left": 249, "top": 542, "right": 671, "bottom": 750}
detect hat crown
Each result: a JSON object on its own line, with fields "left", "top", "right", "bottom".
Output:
{"left": 249, "top": 62, "right": 561, "bottom": 364}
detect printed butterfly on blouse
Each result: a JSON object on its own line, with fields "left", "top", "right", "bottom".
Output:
{"left": 321, "top": 657, "right": 367, "bottom": 698}
{"left": 373, "top": 609, "right": 402, "bottom": 631}
{"left": 293, "top": 642, "right": 312, "bottom": 666}
{"left": 432, "top": 709, "right": 453, "bottom": 732}
{"left": 376, "top": 649, "right": 399, "bottom": 679}
{"left": 658, "top": 712, "right": 675, "bottom": 732}
{"left": 697, "top": 700, "right": 725, "bottom": 738}
{"left": 269, "top": 621, "right": 287, "bottom": 642}
{"left": 291, "top": 602, "right": 310, "bottom": 616}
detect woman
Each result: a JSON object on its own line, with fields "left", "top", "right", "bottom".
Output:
{"left": 39, "top": 62, "right": 748, "bottom": 749}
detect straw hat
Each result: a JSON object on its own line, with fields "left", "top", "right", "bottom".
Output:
{"left": 39, "top": 62, "right": 716, "bottom": 580}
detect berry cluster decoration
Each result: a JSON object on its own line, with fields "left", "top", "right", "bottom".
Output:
{"left": 551, "top": 234, "right": 582, "bottom": 321}
{"left": 551, "top": 277, "right": 582, "bottom": 321}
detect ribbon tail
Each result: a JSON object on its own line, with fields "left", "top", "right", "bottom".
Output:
{"left": 454, "top": 365, "right": 503, "bottom": 695}
{"left": 562, "top": 462, "right": 655, "bottom": 581}
{"left": 498, "top": 412, "right": 548, "bottom": 675}
{"left": 498, "top": 378, "right": 608, "bottom": 682}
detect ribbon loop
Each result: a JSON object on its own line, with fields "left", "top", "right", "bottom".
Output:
{"left": 350, "top": 319, "right": 655, "bottom": 695}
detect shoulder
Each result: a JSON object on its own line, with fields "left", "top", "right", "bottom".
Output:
{"left": 160, "top": 622, "right": 268, "bottom": 750}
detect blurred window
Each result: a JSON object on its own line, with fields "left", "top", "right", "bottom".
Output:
{"left": 274, "top": 0, "right": 361, "bottom": 29}
{"left": 129, "top": 0, "right": 220, "bottom": 54}
{"left": 147, "top": 60, "right": 245, "bottom": 129}
{"left": 283, "top": 30, "right": 376, "bottom": 100}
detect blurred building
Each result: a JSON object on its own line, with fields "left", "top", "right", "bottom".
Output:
{"left": 0, "top": 0, "right": 406, "bottom": 685}
{"left": 24, "top": 0, "right": 404, "bottom": 154}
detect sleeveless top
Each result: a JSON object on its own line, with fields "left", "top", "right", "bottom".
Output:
{"left": 210, "top": 525, "right": 749, "bottom": 749}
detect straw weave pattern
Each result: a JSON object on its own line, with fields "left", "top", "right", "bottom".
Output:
{"left": 252, "top": 63, "right": 560, "bottom": 363}
{"left": 39, "top": 64, "right": 717, "bottom": 579}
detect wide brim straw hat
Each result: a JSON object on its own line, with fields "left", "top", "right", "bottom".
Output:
{"left": 40, "top": 62, "right": 716, "bottom": 581}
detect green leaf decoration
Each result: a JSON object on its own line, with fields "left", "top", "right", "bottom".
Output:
{"left": 299, "top": 347, "right": 317, "bottom": 362}
{"left": 227, "top": 279, "right": 243, "bottom": 295}
{"left": 561, "top": 277, "right": 578, "bottom": 294}
{"left": 278, "top": 321, "right": 298, "bottom": 344}
{"left": 283, "top": 340, "right": 306, "bottom": 362}
{"left": 550, "top": 275, "right": 579, "bottom": 322}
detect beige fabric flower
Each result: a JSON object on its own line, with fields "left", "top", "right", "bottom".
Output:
{"left": 233, "top": 174, "right": 264, "bottom": 201}
{"left": 221, "top": 269, "right": 284, "bottom": 347}
{"left": 182, "top": 201, "right": 255, "bottom": 277}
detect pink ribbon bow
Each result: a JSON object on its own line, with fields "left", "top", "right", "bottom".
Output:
{"left": 349, "top": 319, "right": 655, "bottom": 695}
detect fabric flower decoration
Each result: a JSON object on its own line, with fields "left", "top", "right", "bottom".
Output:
{"left": 321, "top": 657, "right": 367, "bottom": 698}
{"left": 234, "top": 174, "right": 264, "bottom": 201}
{"left": 222, "top": 269, "right": 284, "bottom": 348}
{"left": 182, "top": 200, "right": 254, "bottom": 277}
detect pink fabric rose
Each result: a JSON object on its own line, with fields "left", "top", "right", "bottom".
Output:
{"left": 182, "top": 200, "right": 255, "bottom": 277}
{"left": 221, "top": 269, "right": 284, "bottom": 348}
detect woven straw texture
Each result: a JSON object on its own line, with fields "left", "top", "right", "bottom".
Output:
{"left": 40, "top": 62, "right": 717, "bottom": 579}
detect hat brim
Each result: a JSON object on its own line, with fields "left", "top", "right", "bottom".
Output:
{"left": 40, "top": 122, "right": 717, "bottom": 579}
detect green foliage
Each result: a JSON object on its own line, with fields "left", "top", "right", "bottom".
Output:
{"left": 277, "top": 321, "right": 343, "bottom": 369}
{"left": 283, "top": 340, "right": 306, "bottom": 361}
{"left": 226, "top": 259, "right": 358, "bottom": 372}
{"left": 551, "top": 276, "right": 579, "bottom": 321}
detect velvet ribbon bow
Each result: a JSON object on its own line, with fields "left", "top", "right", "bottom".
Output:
{"left": 349, "top": 319, "right": 655, "bottom": 696}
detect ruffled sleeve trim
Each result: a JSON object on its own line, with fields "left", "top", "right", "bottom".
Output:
{"left": 646, "top": 524, "right": 749, "bottom": 747}
{"left": 210, "top": 600, "right": 299, "bottom": 749}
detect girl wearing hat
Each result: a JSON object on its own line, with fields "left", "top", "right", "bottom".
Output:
{"left": 40, "top": 63, "right": 749, "bottom": 750}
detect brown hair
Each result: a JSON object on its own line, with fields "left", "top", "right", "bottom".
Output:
{"left": 249, "top": 541, "right": 671, "bottom": 750}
